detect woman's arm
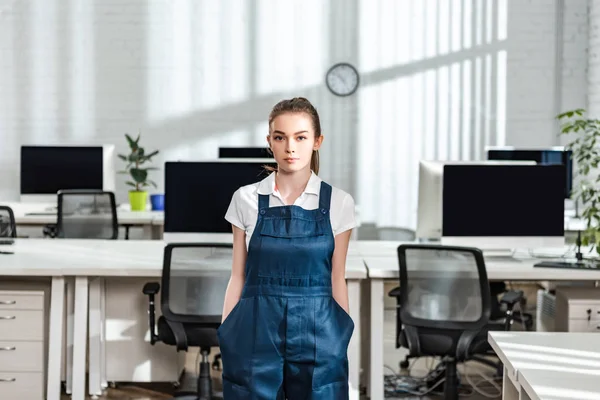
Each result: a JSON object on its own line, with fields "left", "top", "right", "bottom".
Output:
{"left": 331, "top": 229, "right": 353, "bottom": 313}
{"left": 221, "top": 225, "right": 247, "bottom": 323}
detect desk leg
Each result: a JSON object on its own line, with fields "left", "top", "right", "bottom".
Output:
{"left": 369, "top": 278, "right": 384, "bottom": 400}
{"left": 100, "top": 277, "right": 107, "bottom": 390}
{"left": 502, "top": 367, "right": 519, "bottom": 400}
{"left": 72, "top": 276, "right": 89, "bottom": 400}
{"left": 347, "top": 280, "right": 360, "bottom": 400}
{"left": 47, "top": 277, "right": 65, "bottom": 400}
{"left": 65, "top": 277, "right": 74, "bottom": 394}
{"left": 89, "top": 278, "right": 103, "bottom": 397}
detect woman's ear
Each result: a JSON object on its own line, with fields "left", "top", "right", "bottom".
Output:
{"left": 314, "top": 135, "right": 324, "bottom": 150}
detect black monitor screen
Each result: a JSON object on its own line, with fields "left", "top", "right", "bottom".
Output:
{"left": 487, "top": 149, "right": 573, "bottom": 198}
{"left": 218, "top": 147, "right": 273, "bottom": 159}
{"left": 164, "top": 161, "right": 276, "bottom": 233}
{"left": 20, "top": 146, "right": 104, "bottom": 194}
{"left": 442, "top": 164, "right": 565, "bottom": 237}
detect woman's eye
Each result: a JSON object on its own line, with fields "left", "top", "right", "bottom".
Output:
{"left": 274, "top": 136, "right": 284, "bottom": 141}
{"left": 297, "top": 136, "right": 307, "bottom": 141}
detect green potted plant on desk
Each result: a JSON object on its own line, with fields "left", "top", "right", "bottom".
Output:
{"left": 118, "top": 132, "right": 159, "bottom": 211}
{"left": 557, "top": 108, "right": 600, "bottom": 256}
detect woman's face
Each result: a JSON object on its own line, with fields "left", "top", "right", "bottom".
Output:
{"left": 267, "top": 112, "right": 323, "bottom": 173}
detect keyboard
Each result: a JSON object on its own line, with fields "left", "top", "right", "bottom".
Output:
{"left": 534, "top": 260, "right": 600, "bottom": 270}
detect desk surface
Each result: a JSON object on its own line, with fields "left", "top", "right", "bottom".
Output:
{"left": 0, "top": 239, "right": 368, "bottom": 279}
{"left": 488, "top": 331, "right": 600, "bottom": 400}
{"left": 356, "top": 241, "right": 600, "bottom": 281}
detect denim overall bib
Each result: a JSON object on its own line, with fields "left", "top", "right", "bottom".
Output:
{"left": 217, "top": 181, "right": 355, "bottom": 399}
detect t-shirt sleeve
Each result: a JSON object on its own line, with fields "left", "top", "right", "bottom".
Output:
{"left": 333, "top": 193, "right": 357, "bottom": 236}
{"left": 224, "top": 189, "right": 245, "bottom": 230}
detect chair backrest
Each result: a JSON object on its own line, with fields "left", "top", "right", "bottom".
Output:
{"left": 57, "top": 190, "right": 118, "bottom": 239}
{"left": 160, "top": 243, "right": 233, "bottom": 326}
{"left": 397, "top": 244, "right": 491, "bottom": 331}
{"left": 0, "top": 206, "right": 16, "bottom": 238}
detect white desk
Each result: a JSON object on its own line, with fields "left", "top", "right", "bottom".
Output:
{"left": 488, "top": 331, "right": 600, "bottom": 400}
{"left": 0, "top": 239, "right": 367, "bottom": 400}
{"left": 357, "top": 240, "right": 600, "bottom": 400}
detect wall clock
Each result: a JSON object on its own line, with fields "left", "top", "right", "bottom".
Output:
{"left": 325, "top": 62, "right": 359, "bottom": 97}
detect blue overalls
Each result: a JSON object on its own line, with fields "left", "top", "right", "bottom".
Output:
{"left": 217, "top": 181, "right": 354, "bottom": 399}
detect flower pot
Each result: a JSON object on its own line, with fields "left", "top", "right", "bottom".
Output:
{"left": 129, "top": 191, "right": 148, "bottom": 211}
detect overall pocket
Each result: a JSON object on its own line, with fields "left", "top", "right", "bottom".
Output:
{"left": 256, "top": 219, "right": 328, "bottom": 278}
{"left": 312, "top": 297, "right": 354, "bottom": 390}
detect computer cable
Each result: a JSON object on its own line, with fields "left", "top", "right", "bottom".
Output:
{"left": 463, "top": 361, "right": 502, "bottom": 398}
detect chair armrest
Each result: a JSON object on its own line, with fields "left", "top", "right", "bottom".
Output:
{"left": 143, "top": 282, "right": 160, "bottom": 295}
{"left": 388, "top": 286, "right": 401, "bottom": 297}
{"left": 142, "top": 282, "right": 160, "bottom": 344}
{"left": 499, "top": 290, "right": 523, "bottom": 306}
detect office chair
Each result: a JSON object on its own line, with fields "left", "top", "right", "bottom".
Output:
{"left": 389, "top": 244, "right": 501, "bottom": 400}
{"left": 389, "top": 260, "right": 527, "bottom": 373}
{"left": 0, "top": 206, "right": 17, "bottom": 238}
{"left": 490, "top": 281, "right": 533, "bottom": 331}
{"left": 143, "top": 243, "right": 231, "bottom": 400}
{"left": 56, "top": 189, "right": 118, "bottom": 239}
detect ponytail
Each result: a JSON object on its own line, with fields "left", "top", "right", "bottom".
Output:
{"left": 310, "top": 150, "right": 319, "bottom": 174}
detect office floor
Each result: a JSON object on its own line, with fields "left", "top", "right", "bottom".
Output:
{"left": 61, "top": 282, "right": 541, "bottom": 399}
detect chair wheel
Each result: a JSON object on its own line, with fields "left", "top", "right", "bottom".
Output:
{"left": 400, "top": 360, "right": 410, "bottom": 369}
{"left": 211, "top": 359, "right": 221, "bottom": 371}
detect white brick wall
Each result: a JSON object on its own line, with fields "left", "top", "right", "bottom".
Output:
{"left": 589, "top": 0, "right": 600, "bottom": 117}
{"left": 0, "top": 0, "right": 591, "bottom": 228}
{"left": 505, "top": 0, "right": 588, "bottom": 148}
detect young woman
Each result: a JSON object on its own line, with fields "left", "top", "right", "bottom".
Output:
{"left": 217, "top": 97, "right": 357, "bottom": 399}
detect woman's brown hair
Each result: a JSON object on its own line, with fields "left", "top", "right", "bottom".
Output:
{"left": 267, "top": 97, "right": 322, "bottom": 174}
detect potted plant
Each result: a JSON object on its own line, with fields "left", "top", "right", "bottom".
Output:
{"left": 557, "top": 108, "right": 600, "bottom": 255}
{"left": 118, "top": 132, "right": 159, "bottom": 211}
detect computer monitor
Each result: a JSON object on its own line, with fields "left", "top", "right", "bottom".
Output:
{"left": 486, "top": 146, "right": 573, "bottom": 198}
{"left": 441, "top": 164, "right": 565, "bottom": 249}
{"left": 163, "top": 160, "right": 276, "bottom": 242}
{"left": 218, "top": 147, "right": 273, "bottom": 159}
{"left": 416, "top": 160, "right": 536, "bottom": 240}
{"left": 20, "top": 145, "right": 116, "bottom": 203}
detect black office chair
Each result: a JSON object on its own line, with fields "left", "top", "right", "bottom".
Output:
{"left": 389, "top": 260, "right": 527, "bottom": 373}
{"left": 143, "top": 243, "right": 230, "bottom": 400}
{"left": 0, "top": 206, "right": 17, "bottom": 238}
{"left": 56, "top": 189, "right": 118, "bottom": 239}
{"left": 489, "top": 281, "right": 533, "bottom": 331}
{"left": 390, "top": 244, "right": 501, "bottom": 400}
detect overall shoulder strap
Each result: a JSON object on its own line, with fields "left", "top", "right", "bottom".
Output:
{"left": 258, "top": 194, "right": 269, "bottom": 211}
{"left": 318, "top": 182, "right": 332, "bottom": 212}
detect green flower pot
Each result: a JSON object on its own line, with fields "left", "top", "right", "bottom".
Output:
{"left": 129, "top": 191, "right": 148, "bottom": 211}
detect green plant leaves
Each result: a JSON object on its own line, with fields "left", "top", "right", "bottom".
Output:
{"left": 120, "top": 132, "right": 159, "bottom": 192}
{"left": 560, "top": 108, "right": 600, "bottom": 254}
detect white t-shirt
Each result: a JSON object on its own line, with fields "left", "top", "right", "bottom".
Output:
{"left": 225, "top": 171, "right": 357, "bottom": 249}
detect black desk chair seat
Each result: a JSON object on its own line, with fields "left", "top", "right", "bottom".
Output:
{"left": 156, "top": 317, "right": 220, "bottom": 350}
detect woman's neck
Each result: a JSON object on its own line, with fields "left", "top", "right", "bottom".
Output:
{"left": 275, "top": 168, "right": 312, "bottom": 205}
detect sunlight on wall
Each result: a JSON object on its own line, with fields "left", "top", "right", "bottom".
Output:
{"left": 146, "top": 0, "right": 250, "bottom": 123}
{"left": 70, "top": 0, "right": 95, "bottom": 140}
{"left": 255, "top": 0, "right": 327, "bottom": 95}
{"left": 31, "top": 0, "right": 58, "bottom": 143}
{"left": 357, "top": 0, "right": 508, "bottom": 229}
